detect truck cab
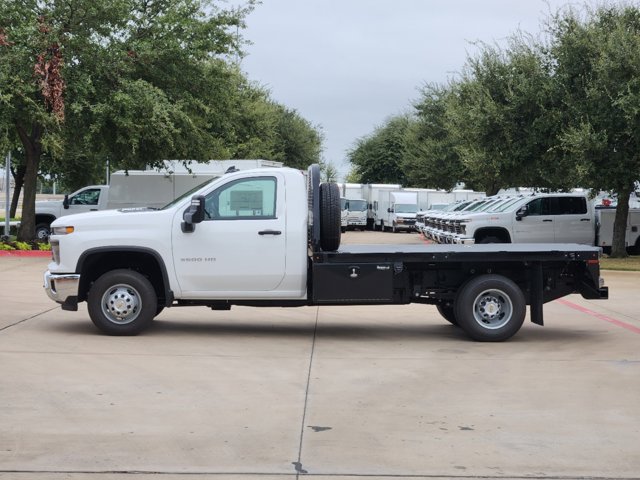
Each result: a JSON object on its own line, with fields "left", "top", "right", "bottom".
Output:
{"left": 375, "top": 191, "right": 418, "bottom": 232}
{"left": 345, "top": 198, "right": 367, "bottom": 230}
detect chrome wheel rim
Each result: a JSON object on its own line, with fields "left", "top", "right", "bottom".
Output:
{"left": 100, "top": 283, "right": 142, "bottom": 325}
{"left": 472, "top": 288, "right": 512, "bottom": 329}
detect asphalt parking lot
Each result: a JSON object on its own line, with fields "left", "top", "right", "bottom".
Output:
{"left": 1, "top": 231, "right": 639, "bottom": 480}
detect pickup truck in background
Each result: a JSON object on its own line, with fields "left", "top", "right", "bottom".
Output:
{"left": 423, "top": 191, "right": 640, "bottom": 252}
{"left": 44, "top": 165, "right": 608, "bottom": 342}
{"left": 423, "top": 193, "right": 596, "bottom": 245}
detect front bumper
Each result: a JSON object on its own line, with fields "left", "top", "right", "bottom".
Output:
{"left": 44, "top": 271, "right": 81, "bottom": 310}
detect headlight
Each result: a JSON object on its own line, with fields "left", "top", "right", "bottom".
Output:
{"left": 52, "top": 226, "right": 74, "bottom": 235}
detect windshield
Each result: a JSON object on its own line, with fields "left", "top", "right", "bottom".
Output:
{"left": 491, "top": 197, "right": 524, "bottom": 212}
{"left": 466, "top": 200, "right": 492, "bottom": 211}
{"left": 349, "top": 199, "right": 367, "bottom": 211}
{"left": 160, "top": 178, "right": 217, "bottom": 210}
{"left": 395, "top": 203, "right": 418, "bottom": 214}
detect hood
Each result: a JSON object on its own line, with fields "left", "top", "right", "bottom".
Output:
{"left": 50, "top": 207, "right": 166, "bottom": 228}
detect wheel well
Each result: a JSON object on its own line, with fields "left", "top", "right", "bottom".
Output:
{"left": 76, "top": 249, "right": 170, "bottom": 306}
{"left": 35, "top": 214, "right": 56, "bottom": 226}
{"left": 474, "top": 228, "right": 511, "bottom": 243}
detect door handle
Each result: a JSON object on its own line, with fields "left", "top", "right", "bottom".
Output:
{"left": 580, "top": 218, "right": 591, "bottom": 222}
{"left": 258, "top": 230, "right": 282, "bottom": 235}
{"left": 543, "top": 219, "right": 553, "bottom": 222}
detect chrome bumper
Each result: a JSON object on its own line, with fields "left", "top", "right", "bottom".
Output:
{"left": 44, "top": 271, "right": 80, "bottom": 306}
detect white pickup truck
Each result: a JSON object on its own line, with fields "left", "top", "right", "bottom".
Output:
{"left": 43, "top": 165, "right": 608, "bottom": 342}
{"left": 426, "top": 193, "right": 596, "bottom": 245}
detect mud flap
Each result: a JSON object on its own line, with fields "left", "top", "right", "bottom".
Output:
{"left": 530, "top": 262, "right": 544, "bottom": 326}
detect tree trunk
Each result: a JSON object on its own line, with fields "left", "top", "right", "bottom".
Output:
{"left": 10, "top": 163, "right": 26, "bottom": 219}
{"left": 610, "top": 184, "right": 632, "bottom": 258}
{"left": 16, "top": 123, "right": 42, "bottom": 242}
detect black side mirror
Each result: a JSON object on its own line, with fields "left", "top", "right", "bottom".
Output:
{"left": 387, "top": 207, "right": 394, "bottom": 213}
{"left": 181, "top": 195, "right": 206, "bottom": 233}
{"left": 63, "top": 195, "right": 69, "bottom": 209}
{"left": 515, "top": 205, "right": 528, "bottom": 221}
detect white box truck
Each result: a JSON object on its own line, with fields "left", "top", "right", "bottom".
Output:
{"left": 375, "top": 190, "right": 418, "bottom": 232}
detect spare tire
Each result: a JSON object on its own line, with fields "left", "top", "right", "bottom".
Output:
{"left": 319, "top": 182, "right": 341, "bottom": 251}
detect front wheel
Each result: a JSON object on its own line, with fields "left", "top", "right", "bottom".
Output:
{"left": 35, "top": 223, "right": 51, "bottom": 240}
{"left": 454, "top": 274, "right": 525, "bottom": 341}
{"left": 87, "top": 269, "right": 157, "bottom": 335}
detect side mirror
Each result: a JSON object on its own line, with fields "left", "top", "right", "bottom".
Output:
{"left": 387, "top": 207, "right": 394, "bottom": 213}
{"left": 181, "top": 195, "right": 206, "bottom": 233}
{"left": 63, "top": 195, "right": 69, "bottom": 209}
{"left": 515, "top": 205, "right": 528, "bottom": 221}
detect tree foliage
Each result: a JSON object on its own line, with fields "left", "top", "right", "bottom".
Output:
{"left": 402, "top": 83, "right": 463, "bottom": 191}
{"left": 348, "top": 115, "right": 411, "bottom": 185}
{"left": 0, "top": 0, "right": 323, "bottom": 239}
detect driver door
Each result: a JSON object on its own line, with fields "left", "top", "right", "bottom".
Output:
{"left": 171, "top": 173, "right": 287, "bottom": 297}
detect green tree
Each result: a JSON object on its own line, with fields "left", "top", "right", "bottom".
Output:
{"left": 348, "top": 115, "right": 411, "bottom": 184}
{"left": 446, "top": 39, "right": 560, "bottom": 195}
{"left": 403, "top": 83, "right": 465, "bottom": 190}
{"left": 271, "top": 104, "right": 323, "bottom": 169}
{"left": 550, "top": 5, "right": 640, "bottom": 257}
{"left": 0, "top": 0, "right": 251, "bottom": 240}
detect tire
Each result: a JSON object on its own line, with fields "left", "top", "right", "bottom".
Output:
{"left": 478, "top": 236, "right": 503, "bottom": 244}
{"left": 392, "top": 223, "right": 397, "bottom": 233}
{"left": 436, "top": 302, "right": 458, "bottom": 326}
{"left": 87, "top": 269, "right": 157, "bottom": 335}
{"left": 454, "top": 274, "right": 525, "bottom": 342}
{"left": 35, "top": 223, "right": 50, "bottom": 240}
{"left": 319, "top": 182, "right": 341, "bottom": 251}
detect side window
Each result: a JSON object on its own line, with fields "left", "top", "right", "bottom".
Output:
{"left": 70, "top": 189, "right": 100, "bottom": 205}
{"left": 555, "top": 197, "right": 587, "bottom": 215}
{"left": 525, "top": 198, "right": 550, "bottom": 216}
{"left": 205, "top": 177, "right": 277, "bottom": 220}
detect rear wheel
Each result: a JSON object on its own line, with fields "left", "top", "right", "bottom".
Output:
{"left": 319, "top": 183, "right": 341, "bottom": 251}
{"left": 87, "top": 269, "right": 157, "bottom": 335}
{"left": 454, "top": 274, "right": 525, "bottom": 341}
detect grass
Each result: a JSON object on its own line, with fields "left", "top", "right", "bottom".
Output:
{"left": 600, "top": 255, "right": 640, "bottom": 271}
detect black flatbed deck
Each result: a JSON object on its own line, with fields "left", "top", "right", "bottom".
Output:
{"left": 313, "top": 243, "right": 601, "bottom": 263}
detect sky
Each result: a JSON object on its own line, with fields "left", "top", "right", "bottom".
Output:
{"left": 230, "top": 0, "right": 599, "bottom": 180}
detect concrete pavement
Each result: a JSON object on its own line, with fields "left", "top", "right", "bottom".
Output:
{"left": 1, "top": 235, "right": 639, "bottom": 480}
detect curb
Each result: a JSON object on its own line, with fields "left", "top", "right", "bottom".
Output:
{"left": 0, "top": 250, "right": 51, "bottom": 257}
